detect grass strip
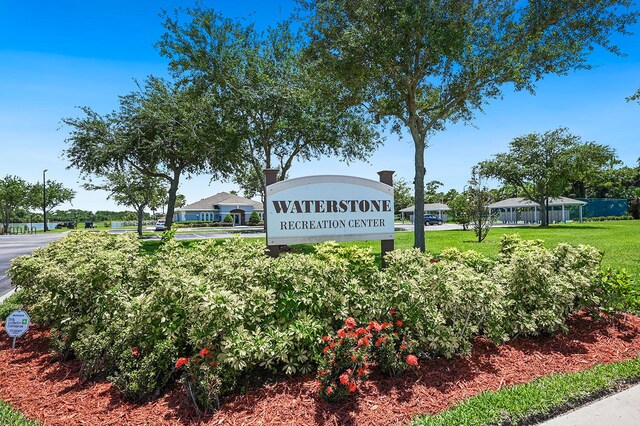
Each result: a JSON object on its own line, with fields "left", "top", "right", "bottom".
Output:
{"left": 409, "top": 355, "right": 640, "bottom": 426}
{"left": 0, "top": 400, "right": 40, "bottom": 425}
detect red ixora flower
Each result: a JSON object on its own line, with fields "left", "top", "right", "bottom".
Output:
{"left": 356, "top": 327, "right": 368, "bottom": 336}
{"left": 175, "top": 357, "right": 189, "bottom": 368}
{"left": 348, "top": 382, "right": 357, "bottom": 393}
{"left": 199, "top": 348, "right": 209, "bottom": 358}
{"left": 367, "top": 320, "right": 383, "bottom": 331}
{"left": 406, "top": 354, "right": 419, "bottom": 366}
{"left": 131, "top": 347, "right": 140, "bottom": 358}
{"left": 345, "top": 317, "right": 357, "bottom": 329}
{"left": 395, "top": 320, "right": 403, "bottom": 327}
{"left": 326, "top": 386, "right": 334, "bottom": 395}
{"left": 389, "top": 308, "right": 396, "bottom": 316}
{"left": 357, "top": 337, "right": 370, "bottom": 347}
{"left": 321, "top": 335, "right": 332, "bottom": 342}
{"left": 340, "top": 373, "right": 350, "bottom": 385}
{"left": 337, "top": 328, "right": 347, "bottom": 338}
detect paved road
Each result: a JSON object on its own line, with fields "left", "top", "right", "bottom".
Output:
{"left": 0, "top": 233, "right": 66, "bottom": 298}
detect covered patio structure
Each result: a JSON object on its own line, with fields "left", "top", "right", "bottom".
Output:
{"left": 399, "top": 203, "right": 450, "bottom": 223}
{"left": 487, "top": 197, "right": 587, "bottom": 224}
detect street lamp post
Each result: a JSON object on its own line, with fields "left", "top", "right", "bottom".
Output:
{"left": 43, "top": 169, "right": 48, "bottom": 233}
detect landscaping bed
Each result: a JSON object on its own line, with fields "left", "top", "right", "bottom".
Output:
{"left": 1, "top": 313, "right": 639, "bottom": 425}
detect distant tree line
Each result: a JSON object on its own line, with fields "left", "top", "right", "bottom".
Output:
{"left": 0, "top": 173, "right": 175, "bottom": 234}
{"left": 0, "top": 175, "right": 75, "bottom": 232}
{"left": 47, "top": 209, "right": 158, "bottom": 223}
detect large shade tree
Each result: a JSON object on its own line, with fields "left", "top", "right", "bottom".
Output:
{"left": 301, "top": 0, "right": 637, "bottom": 250}
{"left": 480, "top": 128, "right": 617, "bottom": 226}
{"left": 157, "top": 8, "right": 381, "bottom": 201}
{"left": 64, "top": 77, "right": 240, "bottom": 229}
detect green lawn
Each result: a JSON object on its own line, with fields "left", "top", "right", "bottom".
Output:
{"left": 0, "top": 400, "right": 39, "bottom": 426}
{"left": 337, "top": 221, "right": 640, "bottom": 279}
{"left": 410, "top": 356, "right": 640, "bottom": 426}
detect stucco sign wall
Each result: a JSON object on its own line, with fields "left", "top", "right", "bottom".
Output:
{"left": 266, "top": 175, "right": 394, "bottom": 245}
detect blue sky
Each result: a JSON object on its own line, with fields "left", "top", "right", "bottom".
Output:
{"left": 1, "top": 1, "right": 639, "bottom": 212}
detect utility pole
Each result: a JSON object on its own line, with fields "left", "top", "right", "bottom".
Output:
{"left": 43, "top": 169, "right": 48, "bottom": 232}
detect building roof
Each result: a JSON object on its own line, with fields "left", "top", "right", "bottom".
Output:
{"left": 487, "top": 197, "right": 587, "bottom": 209}
{"left": 399, "top": 203, "right": 450, "bottom": 213}
{"left": 176, "top": 192, "right": 263, "bottom": 211}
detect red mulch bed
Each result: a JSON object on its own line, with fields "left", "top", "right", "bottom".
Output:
{"left": 2, "top": 313, "right": 640, "bottom": 426}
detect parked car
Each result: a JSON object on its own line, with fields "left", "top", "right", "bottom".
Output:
{"left": 84, "top": 221, "right": 97, "bottom": 229}
{"left": 55, "top": 221, "right": 76, "bottom": 229}
{"left": 155, "top": 220, "right": 166, "bottom": 231}
{"left": 423, "top": 214, "right": 443, "bottom": 225}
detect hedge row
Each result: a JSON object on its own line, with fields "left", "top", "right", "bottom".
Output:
{"left": 7, "top": 232, "right": 636, "bottom": 409}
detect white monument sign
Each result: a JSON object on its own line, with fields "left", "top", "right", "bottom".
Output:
{"left": 266, "top": 175, "right": 394, "bottom": 245}
{"left": 5, "top": 309, "right": 31, "bottom": 350}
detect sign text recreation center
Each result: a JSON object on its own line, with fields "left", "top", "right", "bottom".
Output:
{"left": 265, "top": 175, "right": 395, "bottom": 245}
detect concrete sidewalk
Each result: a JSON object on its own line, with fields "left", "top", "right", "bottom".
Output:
{"left": 538, "top": 383, "right": 640, "bottom": 425}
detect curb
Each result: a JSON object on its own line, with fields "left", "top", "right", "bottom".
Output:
{"left": 0, "top": 288, "right": 15, "bottom": 303}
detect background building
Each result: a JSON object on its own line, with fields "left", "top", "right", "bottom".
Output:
{"left": 174, "top": 192, "right": 263, "bottom": 226}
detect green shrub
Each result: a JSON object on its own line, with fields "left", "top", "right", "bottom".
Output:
{"left": 9, "top": 231, "right": 145, "bottom": 358}
{"left": 0, "top": 291, "right": 24, "bottom": 320}
{"left": 175, "top": 348, "right": 237, "bottom": 414}
{"left": 583, "top": 215, "right": 633, "bottom": 222}
{"left": 110, "top": 338, "right": 180, "bottom": 401}
{"left": 440, "top": 247, "right": 496, "bottom": 273}
{"left": 586, "top": 267, "right": 640, "bottom": 316}
{"left": 223, "top": 214, "right": 234, "bottom": 224}
{"left": 495, "top": 235, "right": 602, "bottom": 336}
{"left": 174, "top": 221, "right": 226, "bottom": 228}
{"left": 248, "top": 211, "right": 262, "bottom": 225}
{"left": 381, "top": 249, "right": 507, "bottom": 357}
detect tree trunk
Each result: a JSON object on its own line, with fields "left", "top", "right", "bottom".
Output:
{"left": 164, "top": 170, "right": 181, "bottom": 230}
{"left": 413, "top": 137, "right": 426, "bottom": 251}
{"left": 541, "top": 198, "right": 550, "bottom": 226}
{"left": 136, "top": 206, "right": 145, "bottom": 237}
